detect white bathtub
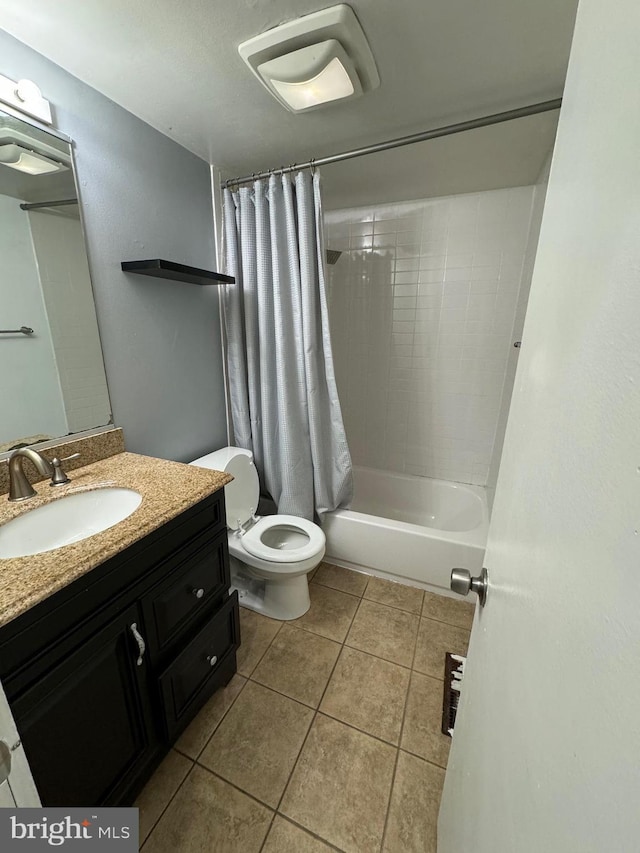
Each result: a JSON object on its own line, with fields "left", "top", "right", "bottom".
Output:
{"left": 322, "top": 466, "right": 488, "bottom": 592}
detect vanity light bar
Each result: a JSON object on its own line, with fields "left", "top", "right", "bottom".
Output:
{"left": 19, "top": 198, "right": 77, "bottom": 211}
{"left": 0, "top": 75, "right": 52, "bottom": 125}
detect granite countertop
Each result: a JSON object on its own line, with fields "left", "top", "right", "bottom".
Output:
{"left": 0, "top": 451, "right": 232, "bottom": 628}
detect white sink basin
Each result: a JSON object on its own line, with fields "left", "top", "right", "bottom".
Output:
{"left": 0, "top": 488, "right": 143, "bottom": 558}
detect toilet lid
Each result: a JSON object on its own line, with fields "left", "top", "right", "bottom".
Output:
{"left": 223, "top": 454, "right": 259, "bottom": 529}
{"left": 242, "top": 515, "right": 326, "bottom": 563}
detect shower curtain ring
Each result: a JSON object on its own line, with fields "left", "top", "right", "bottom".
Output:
{"left": 310, "top": 157, "right": 316, "bottom": 175}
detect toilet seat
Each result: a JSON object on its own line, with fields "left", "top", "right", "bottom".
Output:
{"left": 190, "top": 446, "right": 325, "bottom": 619}
{"left": 228, "top": 534, "right": 323, "bottom": 577}
{"left": 242, "top": 515, "right": 325, "bottom": 563}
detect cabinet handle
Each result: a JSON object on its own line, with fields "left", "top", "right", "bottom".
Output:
{"left": 206, "top": 655, "right": 218, "bottom": 667}
{"left": 130, "top": 622, "right": 146, "bottom": 667}
{"left": 192, "top": 588, "right": 205, "bottom": 599}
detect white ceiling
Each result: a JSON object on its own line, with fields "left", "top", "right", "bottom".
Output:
{"left": 0, "top": 0, "right": 578, "bottom": 202}
{"left": 321, "top": 110, "right": 559, "bottom": 209}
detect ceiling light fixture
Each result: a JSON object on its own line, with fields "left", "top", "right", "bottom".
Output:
{"left": 0, "top": 143, "right": 67, "bottom": 175}
{"left": 238, "top": 4, "right": 379, "bottom": 113}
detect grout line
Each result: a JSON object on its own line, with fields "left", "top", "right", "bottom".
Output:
{"left": 310, "top": 578, "right": 368, "bottom": 598}
{"left": 360, "top": 593, "right": 424, "bottom": 617}
{"left": 139, "top": 755, "right": 196, "bottom": 850}
{"left": 240, "top": 678, "right": 319, "bottom": 716}
{"left": 398, "top": 744, "right": 449, "bottom": 772}
{"left": 379, "top": 591, "right": 422, "bottom": 852}
{"left": 378, "top": 745, "right": 399, "bottom": 853}
{"left": 362, "top": 595, "right": 422, "bottom": 619}
{"left": 362, "top": 578, "right": 424, "bottom": 618}
{"left": 411, "top": 670, "right": 450, "bottom": 688}
{"left": 320, "top": 560, "right": 372, "bottom": 578}
{"left": 194, "top": 762, "right": 278, "bottom": 813}
{"left": 314, "top": 709, "right": 401, "bottom": 752}
{"left": 340, "top": 640, "right": 413, "bottom": 671}
{"left": 144, "top": 572, "right": 457, "bottom": 852}
{"left": 272, "top": 584, "right": 362, "bottom": 823}
{"left": 274, "top": 708, "right": 317, "bottom": 816}
{"left": 413, "top": 671, "right": 445, "bottom": 682}
{"left": 292, "top": 586, "right": 363, "bottom": 646}
{"left": 237, "top": 611, "right": 285, "bottom": 678}
{"left": 246, "top": 662, "right": 406, "bottom": 751}
{"left": 291, "top": 621, "right": 353, "bottom": 646}
{"left": 257, "top": 811, "right": 277, "bottom": 853}
{"left": 272, "top": 815, "right": 347, "bottom": 852}
{"left": 308, "top": 580, "right": 363, "bottom": 601}
{"left": 247, "top": 675, "right": 319, "bottom": 712}
{"left": 174, "top": 675, "right": 250, "bottom": 763}
{"left": 278, "top": 620, "right": 348, "bottom": 643}
{"left": 418, "top": 611, "right": 474, "bottom": 632}
{"left": 344, "top": 595, "right": 419, "bottom": 670}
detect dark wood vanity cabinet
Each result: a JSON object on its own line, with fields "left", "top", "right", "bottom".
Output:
{"left": 11, "top": 603, "right": 156, "bottom": 806}
{"left": 0, "top": 490, "right": 239, "bottom": 807}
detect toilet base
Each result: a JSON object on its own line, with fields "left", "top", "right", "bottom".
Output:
{"left": 230, "top": 559, "right": 311, "bottom": 620}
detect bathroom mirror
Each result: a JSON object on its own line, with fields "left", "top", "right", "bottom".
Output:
{"left": 0, "top": 107, "right": 112, "bottom": 453}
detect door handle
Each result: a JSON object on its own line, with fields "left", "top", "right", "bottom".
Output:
{"left": 451, "top": 567, "right": 488, "bottom": 606}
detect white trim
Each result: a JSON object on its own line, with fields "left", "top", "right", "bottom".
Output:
{"left": 210, "top": 164, "right": 233, "bottom": 445}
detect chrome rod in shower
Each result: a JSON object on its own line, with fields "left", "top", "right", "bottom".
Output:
{"left": 0, "top": 326, "right": 34, "bottom": 335}
{"left": 222, "top": 98, "right": 562, "bottom": 188}
{"left": 19, "top": 198, "right": 78, "bottom": 211}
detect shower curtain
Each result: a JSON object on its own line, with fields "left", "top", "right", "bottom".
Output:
{"left": 222, "top": 170, "right": 352, "bottom": 520}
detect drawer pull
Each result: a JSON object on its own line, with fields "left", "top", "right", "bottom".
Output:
{"left": 206, "top": 654, "right": 218, "bottom": 667}
{"left": 130, "top": 622, "right": 146, "bottom": 667}
{"left": 192, "top": 588, "right": 205, "bottom": 599}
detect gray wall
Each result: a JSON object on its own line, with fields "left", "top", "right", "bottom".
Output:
{"left": 0, "top": 30, "right": 227, "bottom": 462}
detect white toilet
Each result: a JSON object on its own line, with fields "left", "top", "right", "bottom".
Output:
{"left": 190, "top": 446, "right": 325, "bottom": 620}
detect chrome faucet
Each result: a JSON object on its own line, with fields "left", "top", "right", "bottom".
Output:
{"left": 7, "top": 448, "right": 80, "bottom": 502}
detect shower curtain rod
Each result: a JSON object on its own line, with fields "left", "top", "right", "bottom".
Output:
{"left": 19, "top": 198, "right": 78, "bottom": 210}
{"left": 222, "top": 98, "right": 562, "bottom": 189}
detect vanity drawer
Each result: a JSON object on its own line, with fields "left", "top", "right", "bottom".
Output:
{"left": 142, "top": 529, "right": 230, "bottom": 658}
{"left": 158, "top": 592, "right": 239, "bottom": 739}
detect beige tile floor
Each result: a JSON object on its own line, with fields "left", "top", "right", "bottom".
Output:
{"left": 137, "top": 563, "right": 474, "bottom": 853}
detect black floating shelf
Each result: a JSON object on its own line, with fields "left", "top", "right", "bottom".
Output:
{"left": 121, "top": 259, "right": 235, "bottom": 286}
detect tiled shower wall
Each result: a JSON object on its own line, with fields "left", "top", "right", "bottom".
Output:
{"left": 325, "top": 186, "right": 541, "bottom": 486}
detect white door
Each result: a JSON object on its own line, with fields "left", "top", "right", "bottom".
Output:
{"left": 438, "top": 1, "right": 640, "bottom": 850}
{"left": 0, "top": 681, "right": 40, "bottom": 807}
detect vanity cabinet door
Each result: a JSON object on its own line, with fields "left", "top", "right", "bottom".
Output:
{"left": 141, "top": 529, "right": 230, "bottom": 660}
{"left": 11, "top": 603, "right": 158, "bottom": 807}
{"left": 159, "top": 591, "right": 240, "bottom": 739}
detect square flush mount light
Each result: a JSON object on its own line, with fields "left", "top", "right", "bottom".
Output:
{"left": 259, "top": 40, "right": 362, "bottom": 112}
{"left": 0, "top": 143, "right": 67, "bottom": 175}
{"left": 238, "top": 4, "right": 379, "bottom": 113}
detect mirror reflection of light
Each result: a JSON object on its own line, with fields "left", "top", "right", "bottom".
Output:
{"left": 0, "top": 143, "right": 67, "bottom": 175}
